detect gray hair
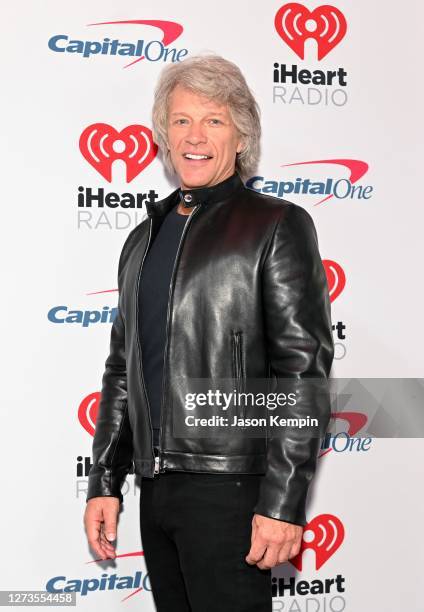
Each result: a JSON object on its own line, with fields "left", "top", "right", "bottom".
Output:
{"left": 151, "top": 54, "right": 261, "bottom": 181}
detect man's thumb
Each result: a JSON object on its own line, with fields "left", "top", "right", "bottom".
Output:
{"left": 103, "top": 511, "right": 117, "bottom": 542}
{"left": 105, "top": 527, "right": 116, "bottom": 542}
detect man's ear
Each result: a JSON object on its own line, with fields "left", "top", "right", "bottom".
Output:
{"left": 236, "top": 130, "right": 246, "bottom": 154}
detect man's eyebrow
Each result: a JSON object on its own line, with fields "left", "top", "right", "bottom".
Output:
{"left": 170, "top": 111, "right": 226, "bottom": 116}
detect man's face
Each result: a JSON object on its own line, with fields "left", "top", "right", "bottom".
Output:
{"left": 166, "top": 84, "right": 244, "bottom": 190}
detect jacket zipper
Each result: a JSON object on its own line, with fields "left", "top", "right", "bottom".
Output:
{"left": 157, "top": 203, "right": 202, "bottom": 473}
{"left": 232, "top": 330, "right": 245, "bottom": 420}
{"left": 134, "top": 218, "right": 157, "bottom": 475}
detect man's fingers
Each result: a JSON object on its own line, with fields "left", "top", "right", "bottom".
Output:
{"left": 256, "top": 541, "right": 293, "bottom": 569}
{"left": 84, "top": 499, "right": 119, "bottom": 560}
{"left": 277, "top": 543, "right": 293, "bottom": 565}
{"left": 245, "top": 538, "right": 266, "bottom": 565}
{"left": 257, "top": 545, "right": 280, "bottom": 570}
{"left": 248, "top": 514, "right": 304, "bottom": 568}
{"left": 289, "top": 538, "right": 302, "bottom": 559}
{"left": 86, "top": 517, "right": 108, "bottom": 560}
{"left": 100, "top": 530, "right": 116, "bottom": 557}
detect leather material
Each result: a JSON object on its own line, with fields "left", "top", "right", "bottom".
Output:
{"left": 86, "top": 172, "right": 334, "bottom": 525}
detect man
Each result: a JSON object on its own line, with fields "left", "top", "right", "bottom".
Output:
{"left": 84, "top": 54, "right": 334, "bottom": 611}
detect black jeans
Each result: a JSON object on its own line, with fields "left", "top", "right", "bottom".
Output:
{"left": 139, "top": 471, "right": 272, "bottom": 612}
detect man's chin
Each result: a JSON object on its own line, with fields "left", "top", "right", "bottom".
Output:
{"left": 177, "top": 168, "right": 217, "bottom": 190}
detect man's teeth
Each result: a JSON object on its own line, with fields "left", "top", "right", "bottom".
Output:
{"left": 184, "top": 153, "right": 210, "bottom": 160}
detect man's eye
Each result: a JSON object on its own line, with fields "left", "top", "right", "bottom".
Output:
{"left": 175, "top": 119, "right": 188, "bottom": 124}
{"left": 209, "top": 118, "right": 221, "bottom": 125}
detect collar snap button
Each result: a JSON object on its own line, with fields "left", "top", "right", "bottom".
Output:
{"left": 183, "top": 194, "right": 193, "bottom": 203}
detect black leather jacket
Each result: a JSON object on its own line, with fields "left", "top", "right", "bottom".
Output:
{"left": 86, "top": 172, "right": 334, "bottom": 526}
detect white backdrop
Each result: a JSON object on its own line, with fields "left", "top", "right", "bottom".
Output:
{"left": 1, "top": 1, "right": 423, "bottom": 610}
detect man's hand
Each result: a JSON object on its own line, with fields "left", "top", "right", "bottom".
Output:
{"left": 245, "top": 513, "right": 303, "bottom": 569}
{"left": 83, "top": 497, "right": 120, "bottom": 560}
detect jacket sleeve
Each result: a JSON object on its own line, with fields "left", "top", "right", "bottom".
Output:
{"left": 86, "top": 234, "right": 135, "bottom": 505}
{"left": 253, "top": 203, "right": 334, "bottom": 526}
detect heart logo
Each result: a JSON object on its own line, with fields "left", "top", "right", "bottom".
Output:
{"left": 323, "top": 259, "right": 345, "bottom": 303}
{"left": 79, "top": 123, "right": 157, "bottom": 183}
{"left": 78, "top": 392, "right": 100, "bottom": 437}
{"left": 290, "top": 513, "right": 345, "bottom": 570}
{"left": 274, "top": 3, "right": 347, "bottom": 60}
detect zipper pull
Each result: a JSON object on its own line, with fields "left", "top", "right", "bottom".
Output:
{"left": 154, "top": 455, "right": 160, "bottom": 475}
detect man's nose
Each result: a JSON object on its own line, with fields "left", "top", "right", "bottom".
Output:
{"left": 185, "top": 122, "right": 207, "bottom": 145}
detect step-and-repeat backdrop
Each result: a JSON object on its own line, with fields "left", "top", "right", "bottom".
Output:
{"left": 2, "top": 1, "right": 423, "bottom": 610}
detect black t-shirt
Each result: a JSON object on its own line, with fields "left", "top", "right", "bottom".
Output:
{"left": 138, "top": 201, "right": 189, "bottom": 447}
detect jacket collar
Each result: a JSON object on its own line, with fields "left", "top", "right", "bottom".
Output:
{"left": 145, "top": 171, "right": 244, "bottom": 217}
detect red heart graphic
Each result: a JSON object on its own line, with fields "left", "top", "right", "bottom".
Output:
{"left": 274, "top": 3, "right": 347, "bottom": 60}
{"left": 323, "top": 259, "right": 345, "bottom": 303}
{"left": 79, "top": 123, "right": 157, "bottom": 183}
{"left": 78, "top": 392, "right": 100, "bottom": 437}
{"left": 290, "top": 513, "right": 345, "bottom": 570}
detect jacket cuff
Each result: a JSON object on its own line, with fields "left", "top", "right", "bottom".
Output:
{"left": 253, "top": 478, "right": 308, "bottom": 526}
{"left": 86, "top": 466, "right": 124, "bottom": 504}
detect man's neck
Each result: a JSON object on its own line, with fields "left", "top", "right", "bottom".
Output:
{"left": 176, "top": 202, "right": 192, "bottom": 216}
{"left": 176, "top": 170, "right": 238, "bottom": 215}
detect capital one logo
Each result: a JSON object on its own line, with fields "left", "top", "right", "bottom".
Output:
{"left": 290, "top": 513, "right": 344, "bottom": 570}
{"left": 48, "top": 19, "right": 187, "bottom": 69}
{"left": 319, "top": 411, "right": 369, "bottom": 458}
{"left": 46, "top": 550, "right": 149, "bottom": 602}
{"left": 323, "top": 259, "right": 345, "bottom": 303}
{"left": 274, "top": 3, "right": 347, "bottom": 60}
{"left": 79, "top": 123, "right": 157, "bottom": 182}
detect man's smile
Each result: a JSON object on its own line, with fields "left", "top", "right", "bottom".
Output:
{"left": 182, "top": 152, "right": 213, "bottom": 162}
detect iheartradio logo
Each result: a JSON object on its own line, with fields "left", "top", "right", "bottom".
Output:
{"left": 323, "top": 259, "right": 345, "bottom": 303}
{"left": 290, "top": 513, "right": 345, "bottom": 570}
{"left": 274, "top": 3, "right": 347, "bottom": 60}
{"left": 78, "top": 392, "right": 100, "bottom": 437}
{"left": 79, "top": 123, "right": 157, "bottom": 182}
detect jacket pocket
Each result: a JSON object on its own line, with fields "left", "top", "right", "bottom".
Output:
{"left": 231, "top": 330, "right": 246, "bottom": 420}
